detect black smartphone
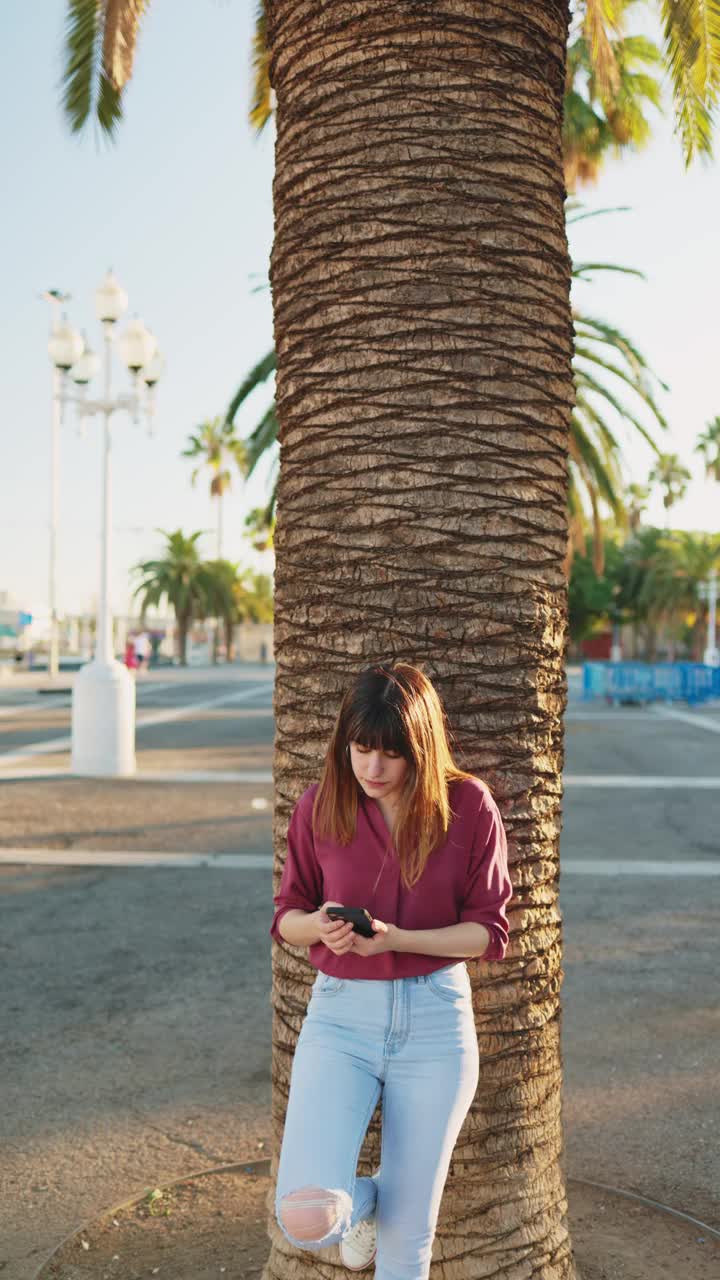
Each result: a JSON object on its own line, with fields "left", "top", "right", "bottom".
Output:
{"left": 325, "top": 906, "right": 376, "bottom": 938}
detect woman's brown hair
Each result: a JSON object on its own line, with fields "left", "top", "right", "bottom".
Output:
{"left": 312, "top": 660, "right": 478, "bottom": 889}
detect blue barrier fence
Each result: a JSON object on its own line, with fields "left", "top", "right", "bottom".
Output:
{"left": 583, "top": 661, "right": 720, "bottom": 706}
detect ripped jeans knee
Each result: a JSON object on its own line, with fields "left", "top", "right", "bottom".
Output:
{"left": 276, "top": 1185, "right": 353, "bottom": 1249}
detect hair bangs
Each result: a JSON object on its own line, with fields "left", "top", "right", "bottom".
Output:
{"left": 346, "top": 705, "right": 408, "bottom": 757}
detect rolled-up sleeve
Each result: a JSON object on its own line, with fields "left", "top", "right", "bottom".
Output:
{"left": 269, "top": 789, "right": 323, "bottom": 943}
{"left": 459, "top": 792, "right": 513, "bottom": 961}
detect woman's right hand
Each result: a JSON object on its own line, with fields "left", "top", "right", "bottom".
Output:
{"left": 316, "top": 901, "right": 356, "bottom": 954}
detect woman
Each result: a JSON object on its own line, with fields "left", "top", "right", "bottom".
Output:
{"left": 270, "top": 660, "right": 513, "bottom": 1279}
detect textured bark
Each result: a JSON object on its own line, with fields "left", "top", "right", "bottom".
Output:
{"left": 265, "top": 2, "right": 576, "bottom": 1277}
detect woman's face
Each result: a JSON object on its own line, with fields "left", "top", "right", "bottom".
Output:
{"left": 348, "top": 740, "right": 409, "bottom": 806}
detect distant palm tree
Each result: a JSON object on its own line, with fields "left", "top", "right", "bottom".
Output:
{"left": 625, "top": 482, "right": 651, "bottom": 531}
{"left": 240, "top": 569, "right": 274, "bottom": 623}
{"left": 651, "top": 530, "right": 720, "bottom": 606}
{"left": 632, "top": 529, "right": 720, "bottom": 658}
{"left": 133, "top": 529, "right": 214, "bottom": 665}
{"left": 204, "top": 558, "right": 275, "bottom": 658}
{"left": 648, "top": 452, "right": 692, "bottom": 525}
{"left": 203, "top": 558, "right": 243, "bottom": 661}
{"left": 695, "top": 415, "right": 720, "bottom": 482}
{"left": 182, "top": 417, "right": 247, "bottom": 559}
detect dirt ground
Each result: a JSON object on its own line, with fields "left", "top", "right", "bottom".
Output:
{"left": 36, "top": 1161, "right": 719, "bottom": 1280}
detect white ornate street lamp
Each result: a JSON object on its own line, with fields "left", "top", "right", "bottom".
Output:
{"left": 47, "top": 270, "right": 164, "bottom": 776}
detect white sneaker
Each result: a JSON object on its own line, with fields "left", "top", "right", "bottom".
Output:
{"left": 340, "top": 1168, "right": 380, "bottom": 1271}
{"left": 340, "top": 1215, "right": 377, "bottom": 1271}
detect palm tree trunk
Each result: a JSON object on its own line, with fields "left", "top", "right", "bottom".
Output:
{"left": 266, "top": 3, "right": 576, "bottom": 1278}
{"left": 212, "top": 496, "right": 224, "bottom": 666}
{"left": 178, "top": 615, "right": 189, "bottom": 666}
{"left": 224, "top": 615, "right": 235, "bottom": 662}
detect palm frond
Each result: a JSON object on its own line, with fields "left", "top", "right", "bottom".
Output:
{"left": 62, "top": 0, "right": 148, "bottom": 136}
{"left": 583, "top": 0, "right": 623, "bottom": 102}
{"left": 695, "top": 413, "right": 720, "bottom": 478}
{"left": 97, "top": 71, "right": 123, "bottom": 134}
{"left": 564, "top": 21, "right": 666, "bottom": 188}
{"left": 574, "top": 391, "right": 622, "bottom": 456}
{"left": 249, "top": 1, "right": 273, "bottom": 133}
{"left": 572, "top": 260, "right": 646, "bottom": 281}
{"left": 568, "top": 425, "right": 616, "bottom": 574}
{"left": 566, "top": 468, "right": 590, "bottom": 570}
{"left": 244, "top": 404, "right": 279, "bottom": 477}
{"left": 565, "top": 201, "right": 632, "bottom": 224}
{"left": 181, "top": 433, "right": 204, "bottom": 459}
{"left": 62, "top": 0, "right": 102, "bottom": 133}
{"left": 574, "top": 366, "right": 665, "bottom": 452}
{"left": 573, "top": 345, "right": 670, "bottom": 429}
{"left": 262, "top": 479, "right": 278, "bottom": 530}
{"left": 102, "top": 0, "right": 149, "bottom": 92}
{"left": 225, "top": 348, "right": 276, "bottom": 424}
{"left": 657, "top": 0, "right": 720, "bottom": 163}
{"left": 573, "top": 313, "right": 670, "bottom": 391}
{"left": 571, "top": 413, "right": 623, "bottom": 512}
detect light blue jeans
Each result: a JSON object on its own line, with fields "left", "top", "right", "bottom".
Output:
{"left": 275, "top": 961, "right": 480, "bottom": 1280}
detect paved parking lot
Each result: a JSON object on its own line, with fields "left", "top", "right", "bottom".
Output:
{"left": 0, "top": 668, "right": 718, "bottom": 1278}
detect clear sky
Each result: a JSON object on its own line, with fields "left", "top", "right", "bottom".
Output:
{"left": 1, "top": 2, "right": 718, "bottom": 619}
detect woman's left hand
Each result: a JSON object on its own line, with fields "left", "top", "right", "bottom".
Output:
{"left": 351, "top": 917, "right": 399, "bottom": 957}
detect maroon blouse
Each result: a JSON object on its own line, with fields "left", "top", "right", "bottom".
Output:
{"left": 269, "top": 776, "right": 513, "bottom": 979}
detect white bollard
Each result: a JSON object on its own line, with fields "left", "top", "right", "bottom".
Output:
{"left": 71, "top": 659, "right": 136, "bottom": 777}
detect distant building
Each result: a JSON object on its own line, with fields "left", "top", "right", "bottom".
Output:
{"left": 0, "top": 590, "right": 34, "bottom": 655}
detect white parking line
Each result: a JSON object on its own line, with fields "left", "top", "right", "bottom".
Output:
{"left": 0, "top": 682, "right": 274, "bottom": 768}
{"left": 133, "top": 681, "right": 274, "bottom": 730}
{"left": 0, "top": 768, "right": 273, "bottom": 782}
{"left": 651, "top": 705, "right": 720, "bottom": 734}
{"left": 0, "top": 767, "right": 716, "bottom": 788}
{"left": 564, "top": 775, "right": 720, "bottom": 788}
{"left": 566, "top": 712, "right": 656, "bottom": 722}
{"left": 0, "top": 849, "right": 717, "bottom": 875}
{"left": 0, "top": 697, "right": 72, "bottom": 718}
{"left": 0, "top": 849, "right": 273, "bottom": 868}
{"left": 562, "top": 859, "right": 720, "bottom": 876}
{"left": 134, "top": 681, "right": 173, "bottom": 696}
{"left": 130, "top": 769, "right": 272, "bottom": 783}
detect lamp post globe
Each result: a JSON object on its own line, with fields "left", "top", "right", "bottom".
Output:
{"left": 70, "top": 346, "right": 101, "bottom": 386}
{"left": 141, "top": 347, "right": 164, "bottom": 435}
{"left": 141, "top": 346, "right": 164, "bottom": 388}
{"left": 118, "top": 317, "right": 156, "bottom": 373}
{"left": 48, "top": 321, "right": 84, "bottom": 371}
{"left": 95, "top": 271, "right": 128, "bottom": 325}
